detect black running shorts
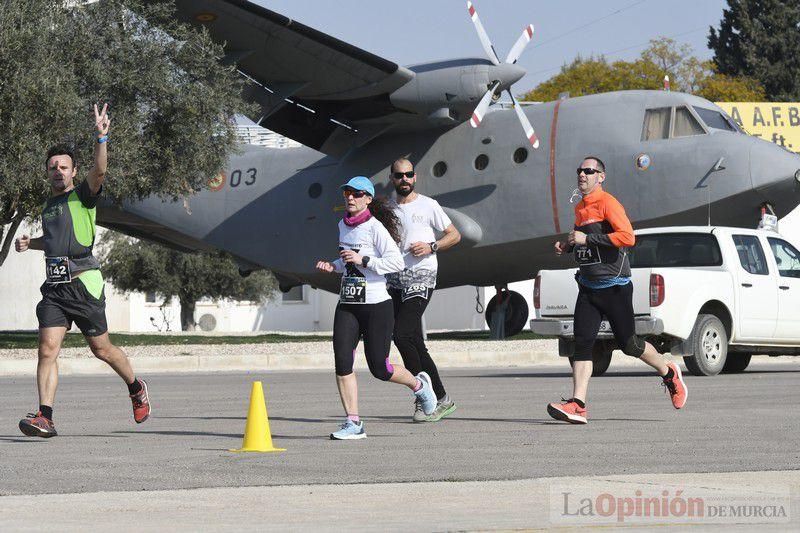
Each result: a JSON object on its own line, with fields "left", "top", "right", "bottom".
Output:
{"left": 36, "top": 279, "right": 108, "bottom": 337}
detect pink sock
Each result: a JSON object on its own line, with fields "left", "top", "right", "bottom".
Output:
{"left": 413, "top": 378, "right": 422, "bottom": 392}
{"left": 347, "top": 414, "right": 360, "bottom": 423}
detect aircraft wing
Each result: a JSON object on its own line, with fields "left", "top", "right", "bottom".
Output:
{"left": 161, "top": 0, "right": 416, "bottom": 156}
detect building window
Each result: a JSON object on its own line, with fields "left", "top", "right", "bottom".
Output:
{"left": 145, "top": 292, "right": 157, "bottom": 303}
{"left": 282, "top": 285, "right": 305, "bottom": 303}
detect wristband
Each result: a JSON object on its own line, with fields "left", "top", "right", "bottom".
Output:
{"left": 97, "top": 135, "right": 108, "bottom": 144}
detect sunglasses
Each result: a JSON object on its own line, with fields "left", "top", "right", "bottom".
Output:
{"left": 392, "top": 171, "right": 415, "bottom": 180}
{"left": 577, "top": 167, "right": 603, "bottom": 176}
{"left": 343, "top": 188, "right": 368, "bottom": 198}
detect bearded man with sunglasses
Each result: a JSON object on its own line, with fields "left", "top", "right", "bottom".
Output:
{"left": 386, "top": 158, "right": 461, "bottom": 422}
{"left": 547, "top": 156, "right": 687, "bottom": 425}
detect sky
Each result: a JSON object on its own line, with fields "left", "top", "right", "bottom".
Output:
{"left": 253, "top": 0, "right": 730, "bottom": 93}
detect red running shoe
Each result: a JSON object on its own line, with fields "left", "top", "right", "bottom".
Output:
{"left": 19, "top": 412, "right": 57, "bottom": 438}
{"left": 130, "top": 379, "right": 151, "bottom": 423}
{"left": 547, "top": 398, "right": 588, "bottom": 424}
{"left": 663, "top": 362, "right": 688, "bottom": 409}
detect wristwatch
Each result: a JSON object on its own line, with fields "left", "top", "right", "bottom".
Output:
{"left": 429, "top": 242, "right": 439, "bottom": 254}
{"left": 361, "top": 256, "right": 370, "bottom": 267}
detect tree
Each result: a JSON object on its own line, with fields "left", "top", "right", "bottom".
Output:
{"left": 709, "top": 0, "right": 800, "bottom": 100}
{"left": 100, "top": 232, "right": 277, "bottom": 331}
{"left": 0, "top": 0, "right": 253, "bottom": 268}
{"left": 521, "top": 38, "right": 765, "bottom": 103}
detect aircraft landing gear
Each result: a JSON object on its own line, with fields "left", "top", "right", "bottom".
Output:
{"left": 484, "top": 286, "right": 529, "bottom": 338}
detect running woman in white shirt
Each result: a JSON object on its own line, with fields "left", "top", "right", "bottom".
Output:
{"left": 386, "top": 158, "right": 461, "bottom": 422}
{"left": 316, "top": 176, "right": 437, "bottom": 440}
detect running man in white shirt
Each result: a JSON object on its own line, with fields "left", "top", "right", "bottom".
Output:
{"left": 386, "top": 159, "right": 461, "bottom": 422}
{"left": 316, "top": 176, "right": 437, "bottom": 439}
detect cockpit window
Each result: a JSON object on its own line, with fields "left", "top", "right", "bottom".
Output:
{"left": 673, "top": 107, "right": 705, "bottom": 137}
{"left": 693, "top": 106, "right": 738, "bottom": 132}
{"left": 641, "top": 108, "right": 671, "bottom": 141}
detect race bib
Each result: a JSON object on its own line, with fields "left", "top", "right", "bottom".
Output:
{"left": 574, "top": 245, "right": 602, "bottom": 266}
{"left": 402, "top": 282, "right": 429, "bottom": 302}
{"left": 45, "top": 256, "right": 72, "bottom": 284}
{"left": 340, "top": 276, "right": 367, "bottom": 304}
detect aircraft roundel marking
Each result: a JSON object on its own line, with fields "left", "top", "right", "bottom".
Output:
{"left": 636, "top": 153, "right": 651, "bottom": 171}
{"left": 195, "top": 12, "right": 218, "bottom": 23}
{"left": 209, "top": 171, "right": 226, "bottom": 191}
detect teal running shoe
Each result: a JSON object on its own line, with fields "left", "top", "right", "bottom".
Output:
{"left": 330, "top": 419, "right": 366, "bottom": 440}
{"left": 414, "top": 372, "right": 436, "bottom": 415}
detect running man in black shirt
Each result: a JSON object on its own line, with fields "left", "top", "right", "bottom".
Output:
{"left": 14, "top": 104, "right": 150, "bottom": 437}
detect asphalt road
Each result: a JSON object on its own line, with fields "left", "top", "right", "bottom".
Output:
{"left": 1, "top": 361, "right": 798, "bottom": 497}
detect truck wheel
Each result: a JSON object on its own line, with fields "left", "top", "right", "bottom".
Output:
{"left": 683, "top": 314, "right": 728, "bottom": 376}
{"left": 485, "top": 291, "right": 529, "bottom": 337}
{"left": 569, "top": 345, "right": 613, "bottom": 377}
{"left": 722, "top": 353, "right": 752, "bottom": 373}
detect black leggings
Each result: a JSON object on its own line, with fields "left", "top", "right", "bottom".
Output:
{"left": 573, "top": 282, "right": 645, "bottom": 361}
{"left": 389, "top": 288, "right": 446, "bottom": 399}
{"left": 333, "top": 300, "right": 395, "bottom": 381}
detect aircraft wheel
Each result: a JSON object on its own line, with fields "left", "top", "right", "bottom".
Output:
{"left": 485, "top": 290, "right": 528, "bottom": 337}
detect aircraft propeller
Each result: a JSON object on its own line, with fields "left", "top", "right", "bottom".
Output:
{"left": 466, "top": 1, "right": 539, "bottom": 148}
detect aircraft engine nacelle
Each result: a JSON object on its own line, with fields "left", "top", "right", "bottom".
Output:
{"left": 388, "top": 59, "right": 525, "bottom": 123}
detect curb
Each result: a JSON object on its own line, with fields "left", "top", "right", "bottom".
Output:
{"left": 0, "top": 349, "right": 650, "bottom": 376}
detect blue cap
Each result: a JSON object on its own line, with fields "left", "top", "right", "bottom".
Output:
{"left": 340, "top": 176, "right": 374, "bottom": 197}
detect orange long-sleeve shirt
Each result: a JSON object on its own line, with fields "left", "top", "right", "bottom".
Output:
{"left": 572, "top": 187, "right": 634, "bottom": 281}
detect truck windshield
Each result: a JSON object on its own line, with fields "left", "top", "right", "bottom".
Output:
{"left": 630, "top": 233, "right": 723, "bottom": 267}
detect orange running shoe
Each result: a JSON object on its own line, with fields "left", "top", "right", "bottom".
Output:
{"left": 19, "top": 412, "right": 57, "bottom": 438}
{"left": 130, "top": 379, "right": 151, "bottom": 423}
{"left": 662, "top": 361, "right": 688, "bottom": 409}
{"left": 547, "top": 398, "right": 588, "bottom": 424}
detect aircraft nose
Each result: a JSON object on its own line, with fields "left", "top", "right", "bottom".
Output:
{"left": 750, "top": 140, "right": 800, "bottom": 217}
{"left": 492, "top": 63, "right": 526, "bottom": 89}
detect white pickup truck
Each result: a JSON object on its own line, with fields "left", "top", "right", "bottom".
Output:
{"left": 530, "top": 226, "right": 800, "bottom": 376}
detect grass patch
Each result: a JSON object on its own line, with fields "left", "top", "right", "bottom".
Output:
{"left": 0, "top": 330, "right": 545, "bottom": 350}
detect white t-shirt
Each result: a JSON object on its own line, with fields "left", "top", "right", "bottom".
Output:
{"left": 390, "top": 194, "right": 451, "bottom": 281}
{"left": 332, "top": 216, "right": 403, "bottom": 304}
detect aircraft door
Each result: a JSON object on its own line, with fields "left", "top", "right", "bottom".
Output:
{"left": 731, "top": 234, "right": 777, "bottom": 341}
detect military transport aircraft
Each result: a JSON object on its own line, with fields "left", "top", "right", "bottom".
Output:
{"left": 99, "top": 0, "right": 800, "bottom": 335}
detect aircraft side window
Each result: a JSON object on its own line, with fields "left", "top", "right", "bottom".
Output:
{"left": 641, "top": 107, "right": 671, "bottom": 141}
{"left": 673, "top": 107, "right": 705, "bottom": 137}
{"left": 513, "top": 147, "right": 528, "bottom": 164}
{"left": 474, "top": 154, "right": 489, "bottom": 171}
{"left": 768, "top": 238, "right": 800, "bottom": 278}
{"left": 433, "top": 161, "right": 447, "bottom": 177}
{"left": 732, "top": 234, "right": 769, "bottom": 275}
{"left": 308, "top": 183, "right": 322, "bottom": 198}
{"left": 693, "top": 107, "right": 737, "bottom": 132}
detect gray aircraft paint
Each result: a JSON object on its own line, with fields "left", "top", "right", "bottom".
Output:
{"left": 103, "top": 1, "right": 800, "bottom": 294}
{"left": 101, "top": 90, "right": 800, "bottom": 293}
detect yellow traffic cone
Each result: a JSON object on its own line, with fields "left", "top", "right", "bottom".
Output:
{"left": 229, "top": 381, "right": 285, "bottom": 453}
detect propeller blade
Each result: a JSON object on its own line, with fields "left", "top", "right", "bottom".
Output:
{"left": 466, "top": 1, "right": 500, "bottom": 65}
{"left": 470, "top": 81, "right": 501, "bottom": 128}
{"left": 505, "top": 24, "right": 534, "bottom": 64}
{"left": 509, "top": 91, "right": 539, "bottom": 148}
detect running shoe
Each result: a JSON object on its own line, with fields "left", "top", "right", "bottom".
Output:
{"left": 130, "top": 379, "right": 151, "bottom": 423}
{"left": 426, "top": 398, "right": 457, "bottom": 422}
{"left": 19, "top": 412, "right": 57, "bottom": 438}
{"left": 330, "top": 419, "right": 366, "bottom": 440}
{"left": 662, "top": 361, "right": 688, "bottom": 409}
{"left": 414, "top": 372, "right": 436, "bottom": 415}
{"left": 412, "top": 398, "right": 427, "bottom": 423}
{"left": 547, "top": 398, "right": 588, "bottom": 424}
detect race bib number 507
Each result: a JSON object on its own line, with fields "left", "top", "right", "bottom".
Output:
{"left": 340, "top": 276, "right": 367, "bottom": 304}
